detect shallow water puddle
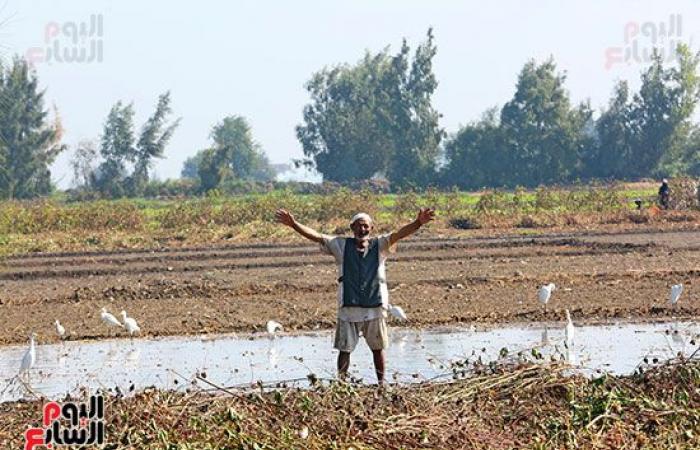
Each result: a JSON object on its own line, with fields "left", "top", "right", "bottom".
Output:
{"left": 1, "top": 320, "right": 698, "bottom": 402}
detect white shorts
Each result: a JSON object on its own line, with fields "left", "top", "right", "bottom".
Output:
{"left": 334, "top": 317, "right": 389, "bottom": 352}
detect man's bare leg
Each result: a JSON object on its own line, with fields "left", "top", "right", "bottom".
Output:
{"left": 337, "top": 351, "right": 350, "bottom": 380}
{"left": 371, "top": 349, "right": 385, "bottom": 384}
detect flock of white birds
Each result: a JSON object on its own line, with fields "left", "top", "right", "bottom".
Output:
{"left": 18, "top": 307, "right": 141, "bottom": 379}
{"left": 17, "top": 283, "right": 686, "bottom": 379}
{"left": 537, "top": 283, "right": 685, "bottom": 354}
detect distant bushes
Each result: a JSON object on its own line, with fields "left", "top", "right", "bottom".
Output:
{"left": 65, "top": 178, "right": 392, "bottom": 201}
{"left": 1, "top": 181, "right": 697, "bottom": 238}
{"left": 0, "top": 200, "right": 146, "bottom": 234}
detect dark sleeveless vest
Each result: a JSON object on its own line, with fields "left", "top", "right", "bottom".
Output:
{"left": 341, "top": 237, "right": 382, "bottom": 308}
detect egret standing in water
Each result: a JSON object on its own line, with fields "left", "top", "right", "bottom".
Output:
{"left": 19, "top": 333, "right": 37, "bottom": 381}
{"left": 564, "top": 310, "right": 576, "bottom": 364}
{"left": 538, "top": 283, "right": 555, "bottom": 316}
{"left": 564, "top": 309, "right": 575, "bottom": 349}
{"left": 669, "top": 284, "right": 683, "bottom": 311}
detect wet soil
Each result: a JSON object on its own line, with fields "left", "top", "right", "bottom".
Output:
{"left": 0, "top": 225, "right": 698, "bottom": 346}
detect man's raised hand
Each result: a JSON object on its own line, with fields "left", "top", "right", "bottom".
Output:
{"left": 275, "top": 209, "right": 296, "bottom": 227}
{"left": 417, "top": 207, "right": 436, "bottom": 225}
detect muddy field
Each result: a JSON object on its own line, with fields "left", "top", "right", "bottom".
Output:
{"left": 0, "top": 224, "right": 698, "bottom": 346}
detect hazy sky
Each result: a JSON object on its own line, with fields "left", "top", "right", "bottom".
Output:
{"left": 1, "top": 0, "right": 698, "bottom": 187}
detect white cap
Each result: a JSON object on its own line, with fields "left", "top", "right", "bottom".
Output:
{"left": 350, "top": 212, "right": 372, "bottom": 226}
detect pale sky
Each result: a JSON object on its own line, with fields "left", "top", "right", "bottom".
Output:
{"left": 1, "top": 0, "right": 698, "bottom": 187}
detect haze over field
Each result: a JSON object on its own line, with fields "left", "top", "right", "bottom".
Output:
{"left": 1, "top": 0, "right": 698, "bottom": 187}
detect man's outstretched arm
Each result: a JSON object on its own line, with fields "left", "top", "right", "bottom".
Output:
{"left": 275, "top": 209, "right": 325, "bottom": 244}
{"left": 389, "top": 207, "right": 435, "bottom": 246}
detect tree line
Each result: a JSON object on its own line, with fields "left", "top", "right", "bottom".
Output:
{"left": 71, "top": 100, "right": 274, "bottom": 199}
{"left": 1, "top": 30, "right": 698, "bottom": 200}
{"left": 0, "top": 57, "right": 275, "bottom": 200}
{"left": 298, "top": 30, "right": 700, "bottom": 189}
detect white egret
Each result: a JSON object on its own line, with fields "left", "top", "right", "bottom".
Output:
{"left": 538, "top": 283, "right": 556, "bottom": 316}
{"left": 120, "top": 310, "right": 141, "bottom": 337}
{"left": 266, "top": 320, "right": 283, "bottom": 335}
{"left": 54, "top": 320, "right": 66, "bottom": 339}
{"left": 669, "top": 284, "right": 683, "bottom": 309}
{"left": 298, "top": 426, "right": 309, "bottom": 439}
{"left": 388, "top": 304, "right": 408, "bottom": 321}
{"left": 101, "top": 307, "right": 123, "bottom": 330}
{"left": 19, "top": 333, "right": 37, "bottom": 378}
{"left": 564, "top": 309, "right": 575, "bottom": 350}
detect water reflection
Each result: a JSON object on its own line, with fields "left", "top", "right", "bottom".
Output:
{"left": 0, "top": 320, "right": 697, "bottom": 402}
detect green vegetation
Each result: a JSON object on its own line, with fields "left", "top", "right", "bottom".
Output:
{"left": 190, "top": 116, "right": 275, "bottom": 191}
{"left": 4, "top": 181, "right": 699, "bottom": 256}
{"left": 299, "top": 39, "right": 700, "bottom": 190}
{"left": 74, "top": 92, "right": 181, "bottom": 199}
{"left": 296, "top": 29, "right": 442, "bottom": 187}
{"left": 0, "top": 58, "right": 65, "bottom": 199}
{"left": 443, "top": 45, "right": 700, "bottom": 189}
{"left": 3, "top": 31, "right": 698, "bottom": 201}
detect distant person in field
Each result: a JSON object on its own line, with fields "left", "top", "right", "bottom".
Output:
{"left": 659, "top": 179, "right": 670, "bottom": 209}
{"left": 275, "top": 207, "right": 435, "bottom": 384}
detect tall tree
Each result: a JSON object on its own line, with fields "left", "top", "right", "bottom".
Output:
{"left": 499, "top": 58, "right": 592, "bottom": 187}
{"left": 181, "top": 151, "right": 206, "bottom": 179}
{"left": 296, "top": 29, "right": 443, "bottom": 187}
{"left": 91, "top": 93, "right": 179, "bottom": 197}
{"left": 385, "top": 29, "right": 443, "bottom": 187}
{"left": 91, "top": 101, "right": 135, "bottom": 197}
{"left": 296, "top": 52, "right": 394, "bottom": 182}
{"left": 70, "top": 139, "right": 98, "bottom": 188}
{"left": 628, "top": 45, "right": 700, "bottom": 177}
{"left": 681, "top": 124, "right": 700, "bottom": 176}
{"left": 129, "top": 92, "right": 180, "bottom": 196}
{"left": 196, "top": 116, "right": 274, "bottom": 191}
{"left": 582, "top": 81, "right": 634, "bottom": 179}
{"left": 0, "top": 57, "right": 65, "bottom": 199}
{"left": 441, "top": 108, "right": 506, "bottom": 189}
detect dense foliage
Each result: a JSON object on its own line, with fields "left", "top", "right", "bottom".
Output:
{"left": 0, "top": 58, "right": 65, "bottom": 199}
{"left": 442, "top": 46, "right": 700, "bottom": 189}
{"left": 296, "top": 29, "right": 443, "bottom": 188}
{"left": 1, "top": 33, "right": 698, "bottom": 199}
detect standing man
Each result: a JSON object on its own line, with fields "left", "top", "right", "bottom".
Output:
{"left": 275, "top": 207, "right": 435, "bottom": 384}
{"left": 659, "top": 179, "right": 670, "bottom": 209}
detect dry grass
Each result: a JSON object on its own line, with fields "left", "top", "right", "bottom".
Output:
{"left": 0, "top": 182, "right": 697, "bottom": 256}
{"left": 2, "top": 358, "right": 700, "bottom": 449}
